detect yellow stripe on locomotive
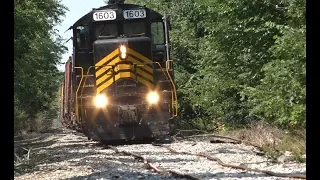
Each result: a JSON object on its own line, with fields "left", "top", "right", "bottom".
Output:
{"left": 94, "top": 46, "right": 155, "bottom": 93}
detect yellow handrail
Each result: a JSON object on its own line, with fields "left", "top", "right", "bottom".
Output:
{"left": 75, "top": 62, "right": 177, "bottom": 118}
{"left": 74, "top": 67, "right": 84, "bottom": 120}
{"left": 133, "top": 62, "right": 178, "bottom": 117}
{"left": 79, "top": 65, "right": 113, "bottom": 98}
{"left": 78, "top": 66, "right": 100, "bottom": 121}
{"left": 78, "top": 65, "right": 114, "bottom": 119}
{"left": 166, "top": 60, "right": 178, "bottom": 117}
{"left": 80, "top": 66, "right": 95, "bottom": 97}
{"left": 153, "top": 62, "right": 175, "bottom": 116}
{"left": 153, "top": 62, "right": 169, "bottom": 81}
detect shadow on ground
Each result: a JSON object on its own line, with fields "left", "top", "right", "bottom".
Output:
{"left": 14, "top": 127, "right": 306, "bottom": 180}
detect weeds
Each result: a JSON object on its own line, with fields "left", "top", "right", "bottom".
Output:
{"left": 220, "top": 121, "right": 306, "bottom": 163}
{"left": 277, "top": 128, "right": 306, "bottom": 162}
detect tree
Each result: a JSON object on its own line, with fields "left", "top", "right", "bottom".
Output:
{"left": 108, "top": 0, "right": 306, "bottom": 129}
{"left": 242, "top": 0, "right": 306, "bottom": 127}
{"left": 14, "top": 0, "right": 68, "bottom": 133}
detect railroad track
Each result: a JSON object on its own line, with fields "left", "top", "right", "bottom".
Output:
{"left": 14, "top": 129, "right": 306, "bottom": 180}
{"left": 101, "top": 141, "right": 306, "bottom": 180}
{"left": 105, "top": 145, "right": 200, "bottom": 180}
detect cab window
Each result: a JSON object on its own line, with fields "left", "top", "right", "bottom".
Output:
{"left": 151, "top": 22, "right": 164, "bottom": 44}
{"left": 95, "top": 23, "right": 118, "bottom": 38}
{"left": 76, "top": 25, "right": 89, "bottom": 48}
{"left": 123, "top": 21, "right": 145, "bottom": 37}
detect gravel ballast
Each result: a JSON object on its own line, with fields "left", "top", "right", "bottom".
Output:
{"left": 14, "top": 128, "right": 306, "bottom": 180}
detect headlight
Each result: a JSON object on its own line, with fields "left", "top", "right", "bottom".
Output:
{"left": 94, "top": 94, "right": 108, "bottom": 108}
{"left": 120, "top": 45, "right": 127, "bottom": 53}
{"left": 120, "top": 53, "right": 127, "bottom": 59}
{"left": 119, "top": 45, "right": 127, "bottom": 59}
{"left": 147, "top": 92, "right": 159, "bottom": 104}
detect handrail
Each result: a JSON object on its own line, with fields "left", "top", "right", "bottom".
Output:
{"left": 74, "top": 67, "right": 84, "bottom": 120}
{"left": 153, "top": 62, "right": 169, "bottom": 82}
{"left": 166, "top": 60, "right": 178, "bottom": 117}
{"left": 78, "top": 65, "right": 114, "bottom": 119}
{"left": 80, "top": 66, "right": 95, "bottom": 98}
{"left": 79, "top": 66, "right": 103, "bottom": 120}
{"left": 154, "top": 62, "right": 175, "bottom": 116}
{"left": 139, "top": 61, "right": 177, "bottom": 117}
{"left": 79, "top": 65, "right": 113, "bottom": 98}
{"left": 76, "top": 61, "right": 177, "bottom": 118}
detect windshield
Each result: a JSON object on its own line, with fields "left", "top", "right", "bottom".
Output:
{"left": 95, "top": 21, "right": 146, "bottom": 38}
{"left": 95, "top": 23, "right": 118, "bottom": 38}
{"left": 123, "top": 21, "right": 146, "bottom": 37}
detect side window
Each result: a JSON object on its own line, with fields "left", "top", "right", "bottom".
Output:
{"left": 151, "top": 22, "right": 164, "bottom": 45}
{"left": 76, "top": 25, "right": 89, "bottom": 48}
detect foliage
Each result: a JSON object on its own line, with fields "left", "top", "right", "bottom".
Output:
{"left": 14, "top": 0, "right": 68, "bottom": 133}
{"left": 242, "top": 27, "right": 306, "bottom": 127}
{"left": 241, "top": 0, "right": 306, "bottom": 127}
{"left": 124, "top": 0, "right": 305, "bottom": 129}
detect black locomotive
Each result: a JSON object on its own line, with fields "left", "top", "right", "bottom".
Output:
{"left": 59, "top": 0, "right": 178, "bottom": 143}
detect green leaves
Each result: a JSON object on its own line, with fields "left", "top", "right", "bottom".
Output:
{"left": 14, "top": 0, "right": 68, "bottom": 132}
{"left": 242, "top": 26, "right": 305, "bottom": 127}
{"left": 123, "top": 0, "right": 306, "bottom": 129}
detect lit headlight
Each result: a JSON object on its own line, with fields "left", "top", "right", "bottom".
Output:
{"left": 147, "top": 92, "right": 159, "bottom": 104}
{"left": 119, "top": 45, "right": 127, "bottom": 59}
{"left": 120, "top": 53, "right": 127, "bottom": 59}
{"left": 120, "top": 45, "right": 127, "bottom": 53}
{"left": 94, "top": 94, "right": 108, "bottom": 108}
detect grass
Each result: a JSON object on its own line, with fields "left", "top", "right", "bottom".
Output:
{"left": 277, "top": 128, "right": 306, "bottom": 162}
{"left": 219, "top": 121, "right": 306, "bottom": 163}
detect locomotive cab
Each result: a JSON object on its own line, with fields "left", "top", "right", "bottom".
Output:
{"left": 61, "top": 2, "right": 177, "bottom": 142}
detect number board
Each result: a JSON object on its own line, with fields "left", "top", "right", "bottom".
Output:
{"left": 123, "top": 9, "right": 146, "bottom": 19}
{"left": 93, "top": 10, "right": 116, "bottom": 21}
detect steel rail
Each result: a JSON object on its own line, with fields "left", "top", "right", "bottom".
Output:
{"left": 105, "top": 145, "right": 202, "bottom": 180}
{"left": 158, "top": 144, "right": 306, "bottom": 179}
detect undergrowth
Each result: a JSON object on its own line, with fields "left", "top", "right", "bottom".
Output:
{"left": 219, "top": 121, "right": 306, "bottom": 163}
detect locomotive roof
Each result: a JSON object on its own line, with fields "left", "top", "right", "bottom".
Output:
{"left": 72, "top": 3, "right": 164, "bottom": 28}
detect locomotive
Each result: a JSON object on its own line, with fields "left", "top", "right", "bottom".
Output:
{"left": 59, "top": 0, "right": 178, "bottom": 143}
